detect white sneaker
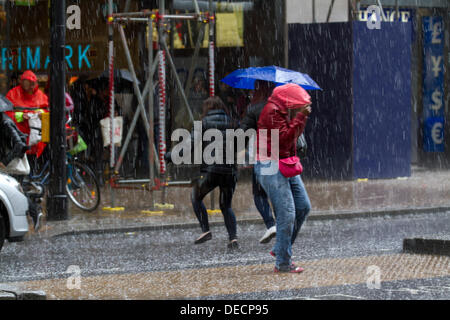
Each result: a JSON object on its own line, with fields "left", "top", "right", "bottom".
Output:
{"left": 259, "top": 226, "right": 276, "bottom": 244}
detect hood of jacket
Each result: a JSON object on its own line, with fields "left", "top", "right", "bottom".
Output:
{"left": 6, "top": 85, "right": 48, "bottom": 109}
{"left": 267, "top": 83, "right": 311, "bottom": 110}
{"left": 202, "top": 109, "right": 234, "bottom": 131}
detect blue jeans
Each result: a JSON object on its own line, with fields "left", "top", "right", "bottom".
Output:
{"left": 252, "top": 167, "right": 275, "bottom": 229}
{"left": 254, "top": 161, "right": 311, "bottom": 269}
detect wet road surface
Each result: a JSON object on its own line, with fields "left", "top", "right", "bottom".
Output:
{"left": 0, "top": 211, "right": 449, "bottom": 299}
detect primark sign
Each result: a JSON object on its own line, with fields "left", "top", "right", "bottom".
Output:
{"left": 0, "top": 4, "right": 93, "bottom": 72}
{"left": 1, "top": 45, "right": 92, "bottom": 72}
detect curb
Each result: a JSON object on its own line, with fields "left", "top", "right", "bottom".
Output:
{"left": 51, "top": 206, "right": 450, "bottom": 238}
{"left": 403, "top": 238, "right": 450, "bottom": 256}
{"left": 0, "top": 285, "right": 46, "bottom": 300}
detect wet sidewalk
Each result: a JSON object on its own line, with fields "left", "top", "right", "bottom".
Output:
{"left": 32, "top": 166, "right": 450, "bottom": 238}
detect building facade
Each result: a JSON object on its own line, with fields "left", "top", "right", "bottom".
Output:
{"left": 286, "top": 0, "right": 449, "bottom": 171}
{"left": 0, "top": 0, "right": 448, "bottom": 180}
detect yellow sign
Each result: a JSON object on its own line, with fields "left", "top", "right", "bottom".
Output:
{"left": 145, "top": 7, "right": 244, "bottom": 49}
{"left": 216, "top": 10, "right": 244, "bottom": 47}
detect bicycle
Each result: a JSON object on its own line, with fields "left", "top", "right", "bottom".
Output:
{"left": 23, "top": 151, "right": 101, "bottom": 212}
{"left": 7, "top": 104, "right": 101, "bottom": 212}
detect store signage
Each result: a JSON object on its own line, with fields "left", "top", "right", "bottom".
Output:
{"left": 423, "top": 16, "right": 444, "bottom": 152}
{"left": 1, "top": 45, "right": 92, "bottom": 71}
{"left": 359, "top": 7, "right": 413, "bottom": 22}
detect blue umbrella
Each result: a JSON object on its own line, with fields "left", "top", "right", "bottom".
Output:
{"left": 220, "top": 65, "right": 321, "bottom": 90}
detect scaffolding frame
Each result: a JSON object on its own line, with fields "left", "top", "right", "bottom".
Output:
{"left": 106, "top": 0, "right": 215, "bottom": 209}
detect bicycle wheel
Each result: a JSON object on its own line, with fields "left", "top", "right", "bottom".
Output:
{"left": 66, "top": 161, "right": 101, "bottom": 212}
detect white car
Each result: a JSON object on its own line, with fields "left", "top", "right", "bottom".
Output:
{"left": 0, "top": 172, "right": 29, "bottom": 252}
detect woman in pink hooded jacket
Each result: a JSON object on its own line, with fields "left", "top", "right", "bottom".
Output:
{"left": 255, "top": 83, "right": 312, "bottom": 273}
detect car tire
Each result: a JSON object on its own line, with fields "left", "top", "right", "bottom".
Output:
{"left": 0, "top": 214, "right": 5, "bottom": 252}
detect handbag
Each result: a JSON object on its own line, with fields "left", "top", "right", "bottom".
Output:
{"left": 279, "top": 137, "right": 303, "bottom": 178}
{"left": 28, "top": 113, "right": 42, "bottom": 146}
{"left": 5, "top": 154, "right": 30, "bottom": 175}
{"left": 100, "top": 116, "right": 123, "bottom": 147}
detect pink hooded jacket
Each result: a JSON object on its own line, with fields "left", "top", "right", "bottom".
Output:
{"left": 257, "top": 83, "right": 311, "bottom": 160}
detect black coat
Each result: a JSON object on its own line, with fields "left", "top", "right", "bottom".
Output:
{"left": 0, "top": 113, "right": 29, "bottom": 166}
{"left": 240, "top": 101, "right": 266, "bottom": 132}
{"left": 166, "top": 109, "right": 239, "bottom": 174}
{"left": 199, "top": 109, "right": 237, "bottom": 175}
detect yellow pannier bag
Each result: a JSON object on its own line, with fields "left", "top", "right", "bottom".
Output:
{"left": 41, "top": 112, "right": 50, "bottom": 143}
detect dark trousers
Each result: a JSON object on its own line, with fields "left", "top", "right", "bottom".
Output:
{"left": 191, "top": 171, "right": 237, "bottom": 241}
{"left": 252, "top": 169, "right": 275, "bottom": 229}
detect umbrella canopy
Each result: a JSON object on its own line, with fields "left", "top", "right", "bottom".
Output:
{"left": 0, "top": 94, "right": 13, "bottom": 112}
{"left": 86, "top": 69, "right": 139, "bottom": 93}
{"left": 98, "top": 69, "right": 138, "bottom": 84}
{"left": 220, "top": 65, "right": 321, "bottom": 90}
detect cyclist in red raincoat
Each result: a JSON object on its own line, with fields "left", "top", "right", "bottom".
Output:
{"left": 5, "top": 70, "right": 49, "bottom": 158}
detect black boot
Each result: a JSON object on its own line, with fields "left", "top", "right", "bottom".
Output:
{"left": 227, "top": 239, "right": 239, "bottom": 253}
{"left": 27, "top": 198, "right": 43, "bottom": 231}
{"left": 194, "top": 231, "right": 212, "bottom": 244}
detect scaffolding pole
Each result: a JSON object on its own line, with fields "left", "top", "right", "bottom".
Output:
{"left": 208, "top": 0, "right": 215, "bottom": 97}
{"left": 113, "top": 12, "right": 200, "bottom": 20}
{"left": 159, "top": 0, "right": 167, "bottom": 204}
{"left": 208, "top": 0, "right": 215, "bottom": 210}
{"left": 114, "top": 26, "right": 158, "bottom": 175}
{"left": 107, "top": 0, "right": 116, "bottom": 208}
{"left": 161, "top": 40, "right": 195, "bottom": 123}
{"left": 148, "top": 16, "right": 156, "bottom": 207}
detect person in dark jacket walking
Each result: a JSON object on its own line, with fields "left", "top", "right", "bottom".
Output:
{"left": 240, "top": 80, "right": 277, "bottom": 244}
{"left": 169, "top": 96, "right": 239, "bottom": 251}
{"left": 189, "top": 96, "right": 239, "bottom": 251}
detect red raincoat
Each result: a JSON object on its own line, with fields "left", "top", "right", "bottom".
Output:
{"left": 6, "top": 84, "right": 49, "bottom": 157}
{"left": 257, "top": 83, "right": 311, "bottom": 160}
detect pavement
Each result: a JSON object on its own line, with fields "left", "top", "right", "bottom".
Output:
{"left": 1, "top": 210, "right": 449, "bottom": 300}
{"left": 29, "top": 165, "right": 450, "bottom": 239}
{"left": 2, "top": 165, "right": 448, "bottom": 300}
{"left": 4, "top": 254, "right": 449, "bottom": 299}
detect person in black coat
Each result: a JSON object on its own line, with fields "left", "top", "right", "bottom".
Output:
{"left": 191, "top": 96, "right": 239, "bottom": 251}
{"left": 0, "top": 112, "right": 29, "bottom": 167}
{"left": 167, "top": 96, "right": 239, "bottom": 251}
{"left": 0, "top": 112, "right": 43, "bottom": 230}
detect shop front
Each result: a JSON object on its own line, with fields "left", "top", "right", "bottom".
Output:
{"left": 0, "top": 1, "right": 141, "bottom": 89}
{"left": 1, "top": 0, "right": 287, "bottom": 181}
{"left": 287, "top": 1, "right": 449, "bottom": 181}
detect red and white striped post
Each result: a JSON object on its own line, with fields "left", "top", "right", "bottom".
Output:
{"left": 208, "top": 11, "right": 215, "bottom": 97}
{"left": 158, "top": 46, "right": 167, "bottom": 175}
